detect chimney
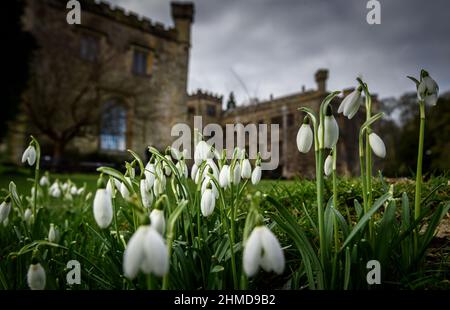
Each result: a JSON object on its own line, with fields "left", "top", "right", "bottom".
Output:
{"left": 171, "top": 2, "right": 194, "bottom": 44}
{"left": 315, "top": 69, "right": 328, "bottom": 93}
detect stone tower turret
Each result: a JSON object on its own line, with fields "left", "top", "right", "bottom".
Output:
{"left": 171, "top": 2, "right": 194, "bottom": 45}
{"left": 315, "top": 69, "right": 329, "bottom": 93}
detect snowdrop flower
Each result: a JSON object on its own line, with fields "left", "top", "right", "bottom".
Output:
{"left": 144, "top": 163, "right": 156, "bottom": 188}
{"left": 201, "top": 187, "right": 216, "bottom": 217}
{"left": 191, "top": 163, "right": 199, "bottom": 182}
{"left": 61, "top": 182, "right": 69, "bottom": 192}
{"left": 0, "top": 200, "right": 12, "bottom": 223}
{"left": 70, "top": 185, "right": 78, "bottom": 196}
{"left": 318, "top": 106, "right": 339, "bottom": 149}
{"left": 418, "top": 70, "right": 439, "bottom": 106}
{"left": 48, "top": 223, "right": 59, "bottom": 243}
{"left": 120, "top": 178, "right": 131, "bottom": 200}
{"left": 175, "top": 161, "right": 188, "bottom": 179}
{"left": 324, "top": 154, "right": 333, "bottom": 176}
{"left": 234, "top": 147, "right": 245, "bottom": 160}
{"left": 231, "top": 162, "right": 241, "bottom": 185}
{"left": 106, "top": 178, "right": 121, "bottom": 196}
{"left": 123, "top": 225, "right": 169, "bottom": 279}
{"left": 140, "top": 179, "right": 153, "bottom": 208}
{"left": 194, "top": 141, "right": 213, "bottom": 165}
{"left": 24, "top": 208, "right": 33, "bottom": 224}
{"left": 76, "top": 187, "right": 85, "bottom": 195}
{"left": 243, "top": 225, "right": 285, "bottom": 277}
{"left": 339, "top": 87, "right": 362, "bottom": 119}
{"left": 27, "top": 262, "right": 46, "bottom": 290}
{"left": 241, "top": 159, "right": 252, "bottom": 179}
{"left": 369, "top": 132, "right": 386, "bottom": 158}
{"left": 39, "top": 175, "right": 49, "bottom": 187}
{"left": 21, "top": 145, "right": 36, "bottom": 166}
{"left": 170, "top": 147, "right": 182, "bottom": 161}
{"left": 219, "top": 165, "right": 230, "bottom": 188}
{"left": 201, "top": 177, "right": 218, "bottom": 197}
{"left": 296, "top": 118, "right": 314, "bottom": 153}
{"left": 153, "top": 175, "right": 166, "bottom": 197}
{"left": 163, "top": 155, "right": 172, "bottom": 176}
{"left": 251, "top": 166, "right": 262, "bottom": 185}
{"left": 93, "top": 188, "right": 113, "bottom": 229}
{"left": 50, "top": 186, "right": 61, "bottom": 198}
{"left": 149, "top": 209, "right": 165, "bottom": 235}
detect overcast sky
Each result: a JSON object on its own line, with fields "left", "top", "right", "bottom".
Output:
{"left": 110, "top": 0, "right": 450, "bottom": 105}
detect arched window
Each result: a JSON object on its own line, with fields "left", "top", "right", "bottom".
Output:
{"left": 100, "top": 100, "right": 127, "bottom": 151}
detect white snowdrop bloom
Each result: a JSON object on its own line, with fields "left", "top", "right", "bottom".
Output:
{"left": 241, "top": 159, "right": 252, "bottom": 179}
{"left": 24, "top": 208, "right": 33, "bottom": 224}
{"left": 27, "top": 263, "right": 46, "bottom": 290}
{"left": 153, "top": 175, "right": 166, "bottom": 197}
{"left": 120, "top": 178, "right": 131, "bottom": 200}
{"left": 251, "top": 166, "right": 262, "bottom": 185}
{"left": 50, "top": 186, "right": 61, "bottom": 198}
{"left": 201, "top": 177, "right": 218, "bottom": 198}
{"left": 0, "top": 201, "right": 12, "bottom": 223}
{"left": 202, "top": 159, "right": 219, "bottom": 180}
{"left": 61, "top": 182, "right": 69, "bottom": 192}
{"left": 194, "top": 141, "right": 213, "bottom": 165}
{"left": 123, "top": 225, "right": 169, "bottom": 279}
{"left": 77, "top": 187, "right": 85, "bottom": 195}
{"left": 170, "top": 147, "right": 182, "bottom": 161}
{"left": 48, "top": 224, "right": 59, "bottom": 243}
{"left": 190, "top": 163, "right": 199, "bottom": 182}
{"left": 106, "top": 178, "right": 121, "bottom": 196}
{"left": 234, "top": 147, "right": 245, "bottom": 160}
{"left": 318, "top": 112, "right": 339, "bottom": 149}
{"left": 231, "top": 162, "right": 241, "bottom": 185}
{"left": 140, "top": 179, "right": 154, "bottom": 208}
{"left": 175, "top": 161, "right": 188, "bottom": 179}
{"left": 39, "top": 175, "right": 49, "bottom": 187}
{"left": 144, "top": 163, "right": 156, "bottom": 188}
{"left": 219, "top": 165, "right": 230, "bottom": 188}
{"left": 324, "top": 154, "right": 333, "bottom": 176}
{"left": 93, "top": 188, "right": 113, "bottom": 229}
{"left": 418, "top": 72, "right": 439, "bottom": 106}
{"left": 339, "top": 88, "right": 362, "bottom": 119}
{"left": 21, "top": 145, "right": 36, "bottom": 166}
{"left": 70, "top": 185, "right": 78, "bottom": 195}
{"left": 201, "top": 188, "right": 216, "bottom": 217}
{"left": 296, "top": 123, "right": 314, "bottom": 153}
{"left": 163, "top": 155, "right": 172, "bottom": 176}
{"left": 243, "top": 226, "right": 285, "bottom": 277}
{"left": 149, "top": 209, "right": 165, "bottom": 235}
{"left": 369, "top": 132, "right": 386, "bottom": 158}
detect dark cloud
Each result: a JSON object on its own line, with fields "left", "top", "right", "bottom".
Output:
{"left": 110, "top": 0, "right": 450, "bottom": 104}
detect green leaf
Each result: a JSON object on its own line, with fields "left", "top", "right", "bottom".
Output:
{"left": 211, "top": 265, "right": 224, "bottom": 273}
{"left": 401, "top": 192, "right": 410, "bottom": 232}
{"left": 354, "top": 199, "right": 363, "bottom": 220}
{"left": 341, "top": 193, "right": 392, "bottom": 251}
{"left": 344, "top": 247, "right": 351, "bottom": 290}
{"left": 9, "top": 181, "right": 23, "bottom": 209}
{"left": 128, "top": 149, "right": 145, "bottom": 178}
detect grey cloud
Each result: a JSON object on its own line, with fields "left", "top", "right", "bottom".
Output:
{"left": 110, "top": 0, "right": 450, "bottom": 104}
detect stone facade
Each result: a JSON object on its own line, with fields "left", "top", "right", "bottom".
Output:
{"left": 9, "top": 0, "right": 377, "bottom": 178}
{"left": 9, "top": 0, "right": 194, "bottom": 162}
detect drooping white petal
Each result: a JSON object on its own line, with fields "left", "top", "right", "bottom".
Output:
{"left": 123, "top": 227, "right": 147, "bottom": 279}
{"left": 231, "top": 162, "right": 241, "bottom": 185}
{"left": 24, "top": 208, "right": 32, "bottom": 224}
{"left": 149, "top": 209, "right": 165, "bottom": 235}
{"left": 251, "top": 166, "right": 262, "bottom": 185}
{"left": 201, "top": 177, "right": 218, "bottom": 197}
{"left": 142, "top": 228, "right": 169, "bottom": 277}
{"left": 0, "top": 201, "right": 11, "bottom": 223}
{"left": 48, "top": 224, "right": 57, "bottom": 243}
{"left": 219, "top": 165, "right": 230, "bottom": 188}
{"left": 140, "top": 180, "right": 153, "bottom": 208}
{"left": 296, "top": 124, "right": 313, "bottom": 153}
{"left": 241, "top": 159, "right": 252, "bottom": 179}
{"left": 243, "top": 227, "right": 263, "bottom": 277}
{"left": 259, "top": 227, "right": 285, "bottom": 275}
{"left": 319, "top": 116, "right": 339, "bottom": 149}
{"left": 191, "top": 163, "right": 199, "bottom": 182}
{"left": 22, "top": 146, "right": 37, "bottom": 166}
{"left": 194, "top": 141, "right": 213, "bottom": 165}
{"left": 369, "top": 133, "right": 386, "bottom": 158}
{"left": 324, "top": 154, "right": 333, "bottom": 176}
{"left": 27, "top": 263, "right": 46, "bottom": 290}
{"left": 153, "top": 175, "right": 166, "bottom": 197}
{"left": 145, "top": 163, "right": 156, "bottom": 188}
{"left": 342, "top": 89, "right": 362, "bottom": 118}
{"left": 39, "top": 176, "right": 49, "bottom": 187}
{"left": 203, "top": 159, "right": 220, "bottom": 181}
{"left": 347, "top": 96, "right": 364, "bottom": 119}
{"left": 425, "top": 94, "right": 438, "bottom": 106}
{"left": 175, "top": 161, "right": 188, "bottom": 179}
{"left": 200, "top": 189, "right": 216, "bottom": 217}
{"left": 93, "top": 189, "right": 113, "bottom": 229}
{"left": 120, "top": 178, "right": 131, "bottom": 200}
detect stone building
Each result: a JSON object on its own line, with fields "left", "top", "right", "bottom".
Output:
{"left": 8, "top": 0, "right": 377, "bottom": 178}
{"left": 8, "top": 0, "right": 194, "bottom": 164}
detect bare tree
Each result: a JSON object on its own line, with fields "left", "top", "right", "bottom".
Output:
{"left": 22, "top": 14, "right": 147, "bottom": 165}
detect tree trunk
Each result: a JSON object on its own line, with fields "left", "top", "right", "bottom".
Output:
{"left": 52, "top": 140, "right": 66, "bottom": 171}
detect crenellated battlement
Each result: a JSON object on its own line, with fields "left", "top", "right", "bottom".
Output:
{"left": 189, "top": 89, "right": 223, "bottom": 104}
{"left": 47, "top": 0, "right": 180, "bottom": 40}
